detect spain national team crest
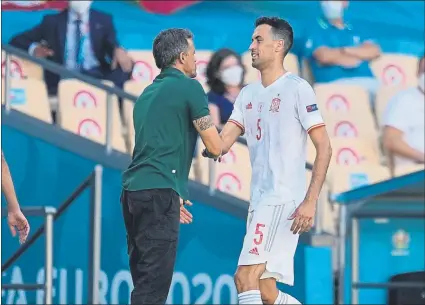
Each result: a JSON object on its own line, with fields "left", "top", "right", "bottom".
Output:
{"left": 269, "top": 97, "right": 280, "bottom": 113}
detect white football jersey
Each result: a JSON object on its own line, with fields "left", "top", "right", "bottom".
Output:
{"left": 228, "top": 72, "right": 325, "bottom": 209}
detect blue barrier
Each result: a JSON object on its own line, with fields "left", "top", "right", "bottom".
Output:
{"left": 333, "top": 171, "right": 425, "bottom": 304}
{"left": 1, "top": 109, "right": 333, "bottom": 304}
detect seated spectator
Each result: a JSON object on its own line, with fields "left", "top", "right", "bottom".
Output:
{"left": 304, "top": 1, "right": 381, "bottom": 104}
{"left": 205, "top": 48, "right": 245, "bottom": 127}
{"left": 382, "top": 55, "right": 424, "bottom": 171}
{"left": 9, "top": 0, "right": 134, "bottom": 121}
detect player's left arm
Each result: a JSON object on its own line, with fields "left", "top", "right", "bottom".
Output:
{"left": 202, "top": 87, "right": 246, "bottom": 158}
{"left": 305, "top": 125, "right": 332, "bottom": 203}
{"left": 289, "top": 81, "right": 332, "bottom": 234}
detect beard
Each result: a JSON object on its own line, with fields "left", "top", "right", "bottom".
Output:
{"left": 251, "top": 58, "right": 261, "bottom": 70}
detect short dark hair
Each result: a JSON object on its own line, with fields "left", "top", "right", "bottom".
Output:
{"left": 206, "top": 48, "right": 245, "bottom": 95}
{"left": 255, "top": 16, "right": 294, "bottom": 56}
{"left": 153, "top": 28, "right": 193, "bottom": 69}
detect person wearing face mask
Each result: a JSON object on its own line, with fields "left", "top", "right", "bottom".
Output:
{"left": 9, "top": 0, "right": 134, "bottom": 122}
{"left": 304, "top": 0, "right": 381, "bottom": 106}
{"left": 206, "top": 48, "right": 246, "bottom": 127}
{"left": 382, "top": 55, "right": 425, "bottom": 174}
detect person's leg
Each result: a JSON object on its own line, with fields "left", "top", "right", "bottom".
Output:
{"left": 258, "top": 201, "right": 302, "bottom": 304}
{"left": 121, "top": 190, "right": 138, "bottom": 282}
{"left": 259, "top": 278, "right": 301, "bottom": 304}
{"left": 123, "top": 188, "right": 180, "bottom": 305}
{"left": 259, "top": 278, "right": 278, "bottom": 304}
{"left": 45, "top": 73, "right": 60, "bottom": 124}
{"left": 234, "top": 206, "right": 278, "bottom": 304}
{"left": 234, "top": 264, "right": 266, "bottom": 304}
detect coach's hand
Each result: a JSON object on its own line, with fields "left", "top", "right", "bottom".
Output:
{"left": 288, "top": 200, "right": 316, "bottom": 234}
{"left": 180, "top": 198, "right": 193, "bottom": 224}
{"left": 201, "top": 149, "right": 221, "bottom": 162}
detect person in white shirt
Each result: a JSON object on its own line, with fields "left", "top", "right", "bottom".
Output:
{"left": 203, "top": 17, "right": 332, "bottom": 305}
{"left": 382, "top": 55, "right": 425, "bottom": 172}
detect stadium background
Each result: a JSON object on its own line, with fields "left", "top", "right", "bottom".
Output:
{"left": 1, "top": 1, "right": 424, "bottom": 304}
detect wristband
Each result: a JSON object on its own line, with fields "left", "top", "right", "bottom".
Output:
{"left": 202, "top": 149, "right": 218, "bottom": 159}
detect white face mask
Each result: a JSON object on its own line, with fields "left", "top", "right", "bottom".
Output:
{"left": 69, "top": 0, "right": 92, "bottom": 15}
{"left": 419, "top": 73, "right": 425, "bottom": 92}
{"left": 321, "top": 1, "right": 344, "bottom": 20}
{"left": 220, "top": 65, "right": 243, "bottom": 86}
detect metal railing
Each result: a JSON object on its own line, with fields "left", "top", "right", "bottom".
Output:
{"left": 1, "top": 165, "right": 103, "bottom": 305}
{"left": 1, "top": 206, "right": 55, "bottom": 304}
{"left": 350, "top": 210, "right": 425, "bottom": 304}
{"left": 2, "top": 44, "right": 138, "bottom": 154}
{"left": 338, "top": 206, "right": 425, "bottom": 304}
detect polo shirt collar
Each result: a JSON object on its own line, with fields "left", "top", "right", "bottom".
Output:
{"left": 161, "top": 67, "right": 186, "bottom": 76}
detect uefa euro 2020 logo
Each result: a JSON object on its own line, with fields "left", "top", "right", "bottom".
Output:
{"left": 391, "top": 229, "right": 410, "bottom": 256}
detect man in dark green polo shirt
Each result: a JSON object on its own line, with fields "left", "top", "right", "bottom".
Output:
{"left": 121, "top": 28, "right": 222, "bottom": 305}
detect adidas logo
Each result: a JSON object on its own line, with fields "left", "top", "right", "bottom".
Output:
{"left": 249, "top": 247, "right": 259, "bottom": 255}
{"left": 246, "top": 102, "right": 253, "bottom": 110}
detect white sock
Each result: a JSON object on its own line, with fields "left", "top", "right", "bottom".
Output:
{"left": 238, "top": 290, "right": 263, "bottom": 304}
{"left": 274, "top": 290, "right": 301, "bottom": 304}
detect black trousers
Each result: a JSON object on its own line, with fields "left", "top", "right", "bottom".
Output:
{"left": 121, "top": 188, "right": 180, "bottom": 305}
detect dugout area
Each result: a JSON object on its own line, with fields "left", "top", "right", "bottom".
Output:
{"left": 332, "top": 169, "right": 425, "bottom": 304}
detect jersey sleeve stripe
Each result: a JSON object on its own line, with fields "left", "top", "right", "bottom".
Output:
{"left": 228, "top": 119, "right": 245, "bottom": 135}
{"left": 307, "top": 123, "right": 325, "bottom": 133}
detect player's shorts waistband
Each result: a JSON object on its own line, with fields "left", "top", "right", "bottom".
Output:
{"left": 249, "top": 198, "right": 295, "bottom": 212}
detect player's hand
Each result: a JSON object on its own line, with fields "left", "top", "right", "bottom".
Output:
{"left": 7, "top": 208, "right": 30, "bottom": 244}
{"left": 201, "top": 149, "right": 221, "bottom": 162}
{"left": 288, "top": 200, "right": 316, "bottom": 234}
{"left": 180, "top": 198, "right": 193, "bottom": 224}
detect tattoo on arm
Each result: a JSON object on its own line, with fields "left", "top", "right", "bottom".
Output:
{"left": 194, "top": 115, "right": 214, "bottom": 131}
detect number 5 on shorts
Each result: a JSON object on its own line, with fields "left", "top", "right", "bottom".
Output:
{"left": 254, "top": 223, "right": 265, "bottom": 245}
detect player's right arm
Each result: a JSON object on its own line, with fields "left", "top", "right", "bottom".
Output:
{"left": 220, "top": 120, "right": 243, "bottom": 155}
{"left": 187, "top": 80, "right": 223, "bottom": 158}
{"left": 209, "top": 88, "right": 246, "bottom": 156}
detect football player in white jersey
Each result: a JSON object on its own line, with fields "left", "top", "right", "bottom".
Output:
{"left": 203, "top": 17, "right": 332, "bottom": 304}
